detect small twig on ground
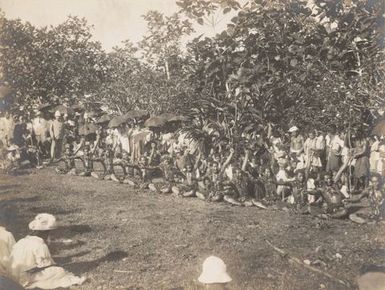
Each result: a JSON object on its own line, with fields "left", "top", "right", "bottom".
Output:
{"left": 114, "top": 270, "right": 133, "bottom": 273}
{"left": 265, "top": 239, "right": 351, "bottom": 288}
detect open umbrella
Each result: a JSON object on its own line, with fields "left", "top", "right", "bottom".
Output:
{"left": 144, "top": 116, "right": 167, "bottom": 128}
{"left": 79, "top": 123, "right": 98, "bottom": 136}
{"left": 108, "top": 115, "right": 126, "bottom": 128}
{"left": 124, "top": 110, "right": 149, "bottom": 120}
{"left": 96, "top": 114, "right": 113, "bottom": 124}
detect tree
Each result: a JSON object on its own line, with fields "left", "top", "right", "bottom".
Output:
{"left": 0, "top": 14, "right": 107, "bottom": 112}
{"left": 183, "top": 0, "right": 384, "bottom": 135}
{"left": 139, "top": 10, "right": 194, "bottom": 80}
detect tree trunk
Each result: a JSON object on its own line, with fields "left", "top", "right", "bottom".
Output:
{"left": 164, "top": 60, "right": 170, "bottom": 80}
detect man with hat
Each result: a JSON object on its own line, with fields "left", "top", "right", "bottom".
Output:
{"left": 198, "top": 256, "right": 232, "bottom": 289}
{"left": 9, "top": 213, "right": 86, "bottom": 289}
{"left": 49, "top": 111, "right": 65, "bottom": 162}
{"left": 289, "top": 126, "right": 304, "bottom": 157}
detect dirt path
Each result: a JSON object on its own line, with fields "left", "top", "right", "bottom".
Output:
{"left": 1, "top": 168, "right": 384, "bottom": 290}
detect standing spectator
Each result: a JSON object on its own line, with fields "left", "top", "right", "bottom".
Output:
{"left": 326, "top": 127, "right": 344, "bottom": 175}
{"left": 49, "top": 111, "right": 64, "bottom": 162}
{"left": 289, "top": 126, "right": 304, "bottom": 157}
{"left": 12, "top": 115, "right": 27, "bottom": 147}
{"left": 31, "top": 110, "right": 50, "bottom": 161}
{"left": 369, "top": 136, "right": 380, "bottom": 175}
{"left": 0, "top": 111, "right": 14, "bottom": 148}
{"left": 353, "top": 136, "right": 370, "bottom": 190}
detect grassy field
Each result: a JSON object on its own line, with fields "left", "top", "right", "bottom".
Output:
{"left": 1, "top": 167, "right": 384, "bottom": 290}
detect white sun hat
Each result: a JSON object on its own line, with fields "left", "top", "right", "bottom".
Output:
{"left": 54, "top": 110, "right": 61, "bottom": 117}
{"left": 198, "top": 256, "right": 232, "bottom": 284}
{"left": 29, "top": 213, "right": 57, "bottom": 231}
{"left": 288, "top": 126, "right": 299, "bottom": 133}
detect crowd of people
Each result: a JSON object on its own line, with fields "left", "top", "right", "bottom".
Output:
{"left": 1, "top": 104, "right": 385, "bottom": 224}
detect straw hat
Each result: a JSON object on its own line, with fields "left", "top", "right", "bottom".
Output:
{"left": 54, "top": 110, "right": 61, "bottom": 117}
{"left": 288, "top": 126, "right": 299, "bottom": 133}
{"left": 28, "top": 213, "right": 57, "bottom": 231}
{"left": 198, "top": 256, "right": 232, "bottom": 284}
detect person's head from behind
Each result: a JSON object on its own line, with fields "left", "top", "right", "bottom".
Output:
{"left": 198, "top": 256, "right": 232, "bottom": 289}
{"left": 28, "top": 213, "right": 57, "bottom": 241}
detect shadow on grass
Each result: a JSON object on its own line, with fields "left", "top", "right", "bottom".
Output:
{"left": 54, "top": 249, "right": 92, "bottom": 264}
{"left": 65, "top": 250, "right": 129, "bottom": 275}
{"left": 53, "top": 224, "right": 93, "bottom": 239}
{"left": 29, "top": 205, "right": 80, "bottom": 216}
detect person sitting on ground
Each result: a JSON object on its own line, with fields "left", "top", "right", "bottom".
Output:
{"left": 9, "top": 214, "right": 86, "bottom": 289}
{"left": 54, "top": 143, "right": 78, "bottom": 175}
{"left": 344, "top": 175, "right": 385, "bottom": 224}
{"left": 102, "top": 144, "right": 120, "bottom": 182}
{"left": 310, "top": 172, "right": 348, "bottom": 219}
{"left": 78, "top": 143, "right": 99, "bottom": 178}
{"left": 172, "top": 150, "right": 201, "bottom": 197}
{"left": 151, "top": 154, "right": 176, "bottom": 194}
{"left": 198, "top": 256, "right": 232, "bottom": 290}
{"left": 4, "top": 144, "right": 21, "bottom": 174}
{"left": 0, "top": 221, "right": 16, "bottom": 277}
{"left": 276, "top": 169, "right": 310, "bottom": 213}
{"left": 171, "top": 162, "right": 198, "bottom": 197}
{"left": 207, "top": 149, "right": 234, "bottom": 203}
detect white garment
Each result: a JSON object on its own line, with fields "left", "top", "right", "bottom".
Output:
{"left": 0, "top": 227, "right": 16, "bottom": 276}
{"left": 9, "top": 235, "right": 84, "bottom": 289}
{"left": 32, "top": 118, "right": 49, "bottom": 142}
{"left": 327, "top": 135, "right": 344, "bottom": 154}
{"left": 0, "top": 116, "right": 14, "bottom": 146}
{"left": 370, "top": 140, "right": 380, "bottom": 172}
{"left": 115, "top": 128, "right": 130, "bottom": 153}
{"left": 304, "top": 138, "right": 322, "bottom": 168}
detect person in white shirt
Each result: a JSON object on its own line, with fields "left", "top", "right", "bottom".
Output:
{"left": 0, "top": 223, "right": 16, "bottom": 277}
{"left": 326, "top": 128, "right": 345, "bottom": 174}
{"left": 9, "top": 214, "right": 86, "bottom": 289}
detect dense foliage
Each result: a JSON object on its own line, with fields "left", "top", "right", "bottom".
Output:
{"left": 0, "top": 0, "right": 384, "bottom": 137}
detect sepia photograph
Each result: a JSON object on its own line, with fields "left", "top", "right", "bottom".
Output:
{"left": 0, "top": 0, "right": 384, "bottom": 289}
